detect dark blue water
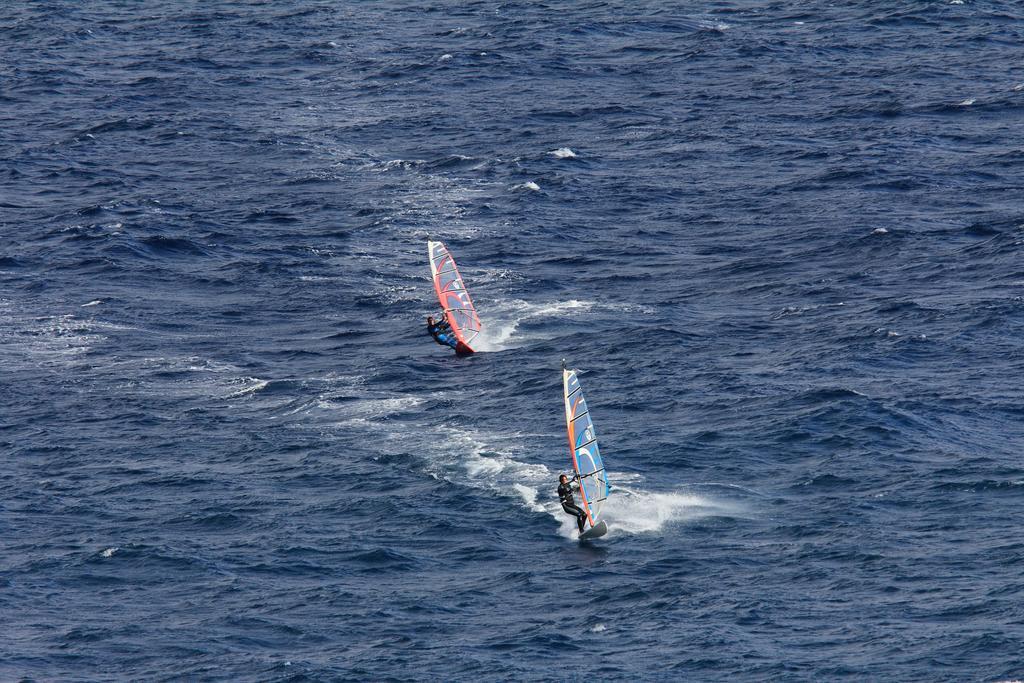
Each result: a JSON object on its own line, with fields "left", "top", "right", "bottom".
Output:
{"left": 3, "top": 1, "right": 1024, "bottom": 680}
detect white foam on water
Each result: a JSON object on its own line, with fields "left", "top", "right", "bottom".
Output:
{"left": 289, "top": 395, "right": 425, "bottom": 421}
{"left": 513, "top": 483, "right": 547, "bottom": 513}
{"left": 181, "top": 357, "right": 241, "bottom": 374}
{"left": 420, "top": 428, "right": 563, "bottom": 517}
{"left": 351, "top": 396, "right": 425, "bottom": 418}
{"left": 417, "top": 426, "right": 742, "bottom": 541}
{"left": 298, "top": 275, "right": 346, "bottom": 282}
{"left": 82, "top": 300, "right": 103, "bottom": 307}
{"left": 957, "top": 98, "right": 975, "bottom": 106}
{"left": 100, "top": 547, "right": 118, "bottom": 558}
{"left": 126, "top": 355, "right": 269, "bottom": 402}
{"left": 512, "top": 181, "right": 540, "bottom": 192}
{"left": 472, "top": 299, "right": 593, "bottom": 351}
{"left": 472, "top": 267, "right": 525, "bottom": 285}
{"left": 373, "top": 158, "right": 422, "bottom": 171}
{"left": 431, "top": 427, "right": 551, "bottom": 482}
{"left": 549, "top": 147, "right": 577, "bottom": 158}
{"left": 0, "top": 305, "right": 105, "bottom": 367}
{"left": 225, "top": 378, "right": 269, "bottom": 398}
{"left": 599, "top": 485, "right": 735, "bottom": 536}
{"left": 549, "top": 486, "right": 736, "bottom": 540}
{"left": 279, "top": 382, "right": 747, "bottom": 541}
{"left": 473, "top": 298, "right": 651, "bottom": 352}
{"left": 472, "top": 324, "right": 518, "bottom": 351}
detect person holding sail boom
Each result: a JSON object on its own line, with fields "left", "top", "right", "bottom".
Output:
{"left": 558, "top": 473, "right": 588, "bottom": 534}
{"left": 426, "top": 314, "right": 458, "bottom": 350}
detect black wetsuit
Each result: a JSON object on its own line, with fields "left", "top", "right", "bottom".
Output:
{"left": 558, "top": 480, "right": 587, "bottom": 534}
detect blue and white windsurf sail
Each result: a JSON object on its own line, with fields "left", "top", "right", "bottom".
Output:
{"left": 562, "top": 363, "right": 610, "bottom": 528}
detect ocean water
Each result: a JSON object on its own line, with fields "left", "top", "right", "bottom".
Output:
{"left": 2, "top": 1, "right": 1023, "bottom": 680}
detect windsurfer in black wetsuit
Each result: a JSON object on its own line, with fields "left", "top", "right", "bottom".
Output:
{"left": 426, "top": 314, "right": 457, "bottom": 350}
{"left": 558, "top": 473, "right": 588, "bottom": 534}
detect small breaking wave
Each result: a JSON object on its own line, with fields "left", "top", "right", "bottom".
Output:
{"left": 512, "top": 181, "right": 541, "bottom": 192}
{"left": 225, "top": 378, "right": 269, "bottom": 398}
{"left": 548, "top": 147, "right": 577, "bottom": 159}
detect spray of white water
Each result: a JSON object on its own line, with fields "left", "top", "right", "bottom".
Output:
{"left": 422, "top": 427, "right": 743, "bottom": 540}
{"left": 473, "top": 298, "right": 649, "bottom": 352}
{"left": 275, "top": 388, "right": 747, "bottom": 541}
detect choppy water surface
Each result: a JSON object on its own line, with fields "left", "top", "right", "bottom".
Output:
{"left": 2, "top": 1, "right": 1024, "bottom": 680}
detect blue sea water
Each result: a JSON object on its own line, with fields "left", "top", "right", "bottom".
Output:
{"left": 2, "top": 1, "right": 1024, "bottom": 680}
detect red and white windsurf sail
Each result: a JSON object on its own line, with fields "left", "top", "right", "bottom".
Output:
{"left": 427, "top": 240, "right": 482, "bottom": 352}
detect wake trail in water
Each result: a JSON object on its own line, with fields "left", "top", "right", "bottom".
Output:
{"left": 419, "top": 426, "right": 743, "bottom": 540}
{"left": 474, "top": 298, "right": 647, "bottom": 351}
{"left": 234, "top": 376, "right": 748, "bottom": 541}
